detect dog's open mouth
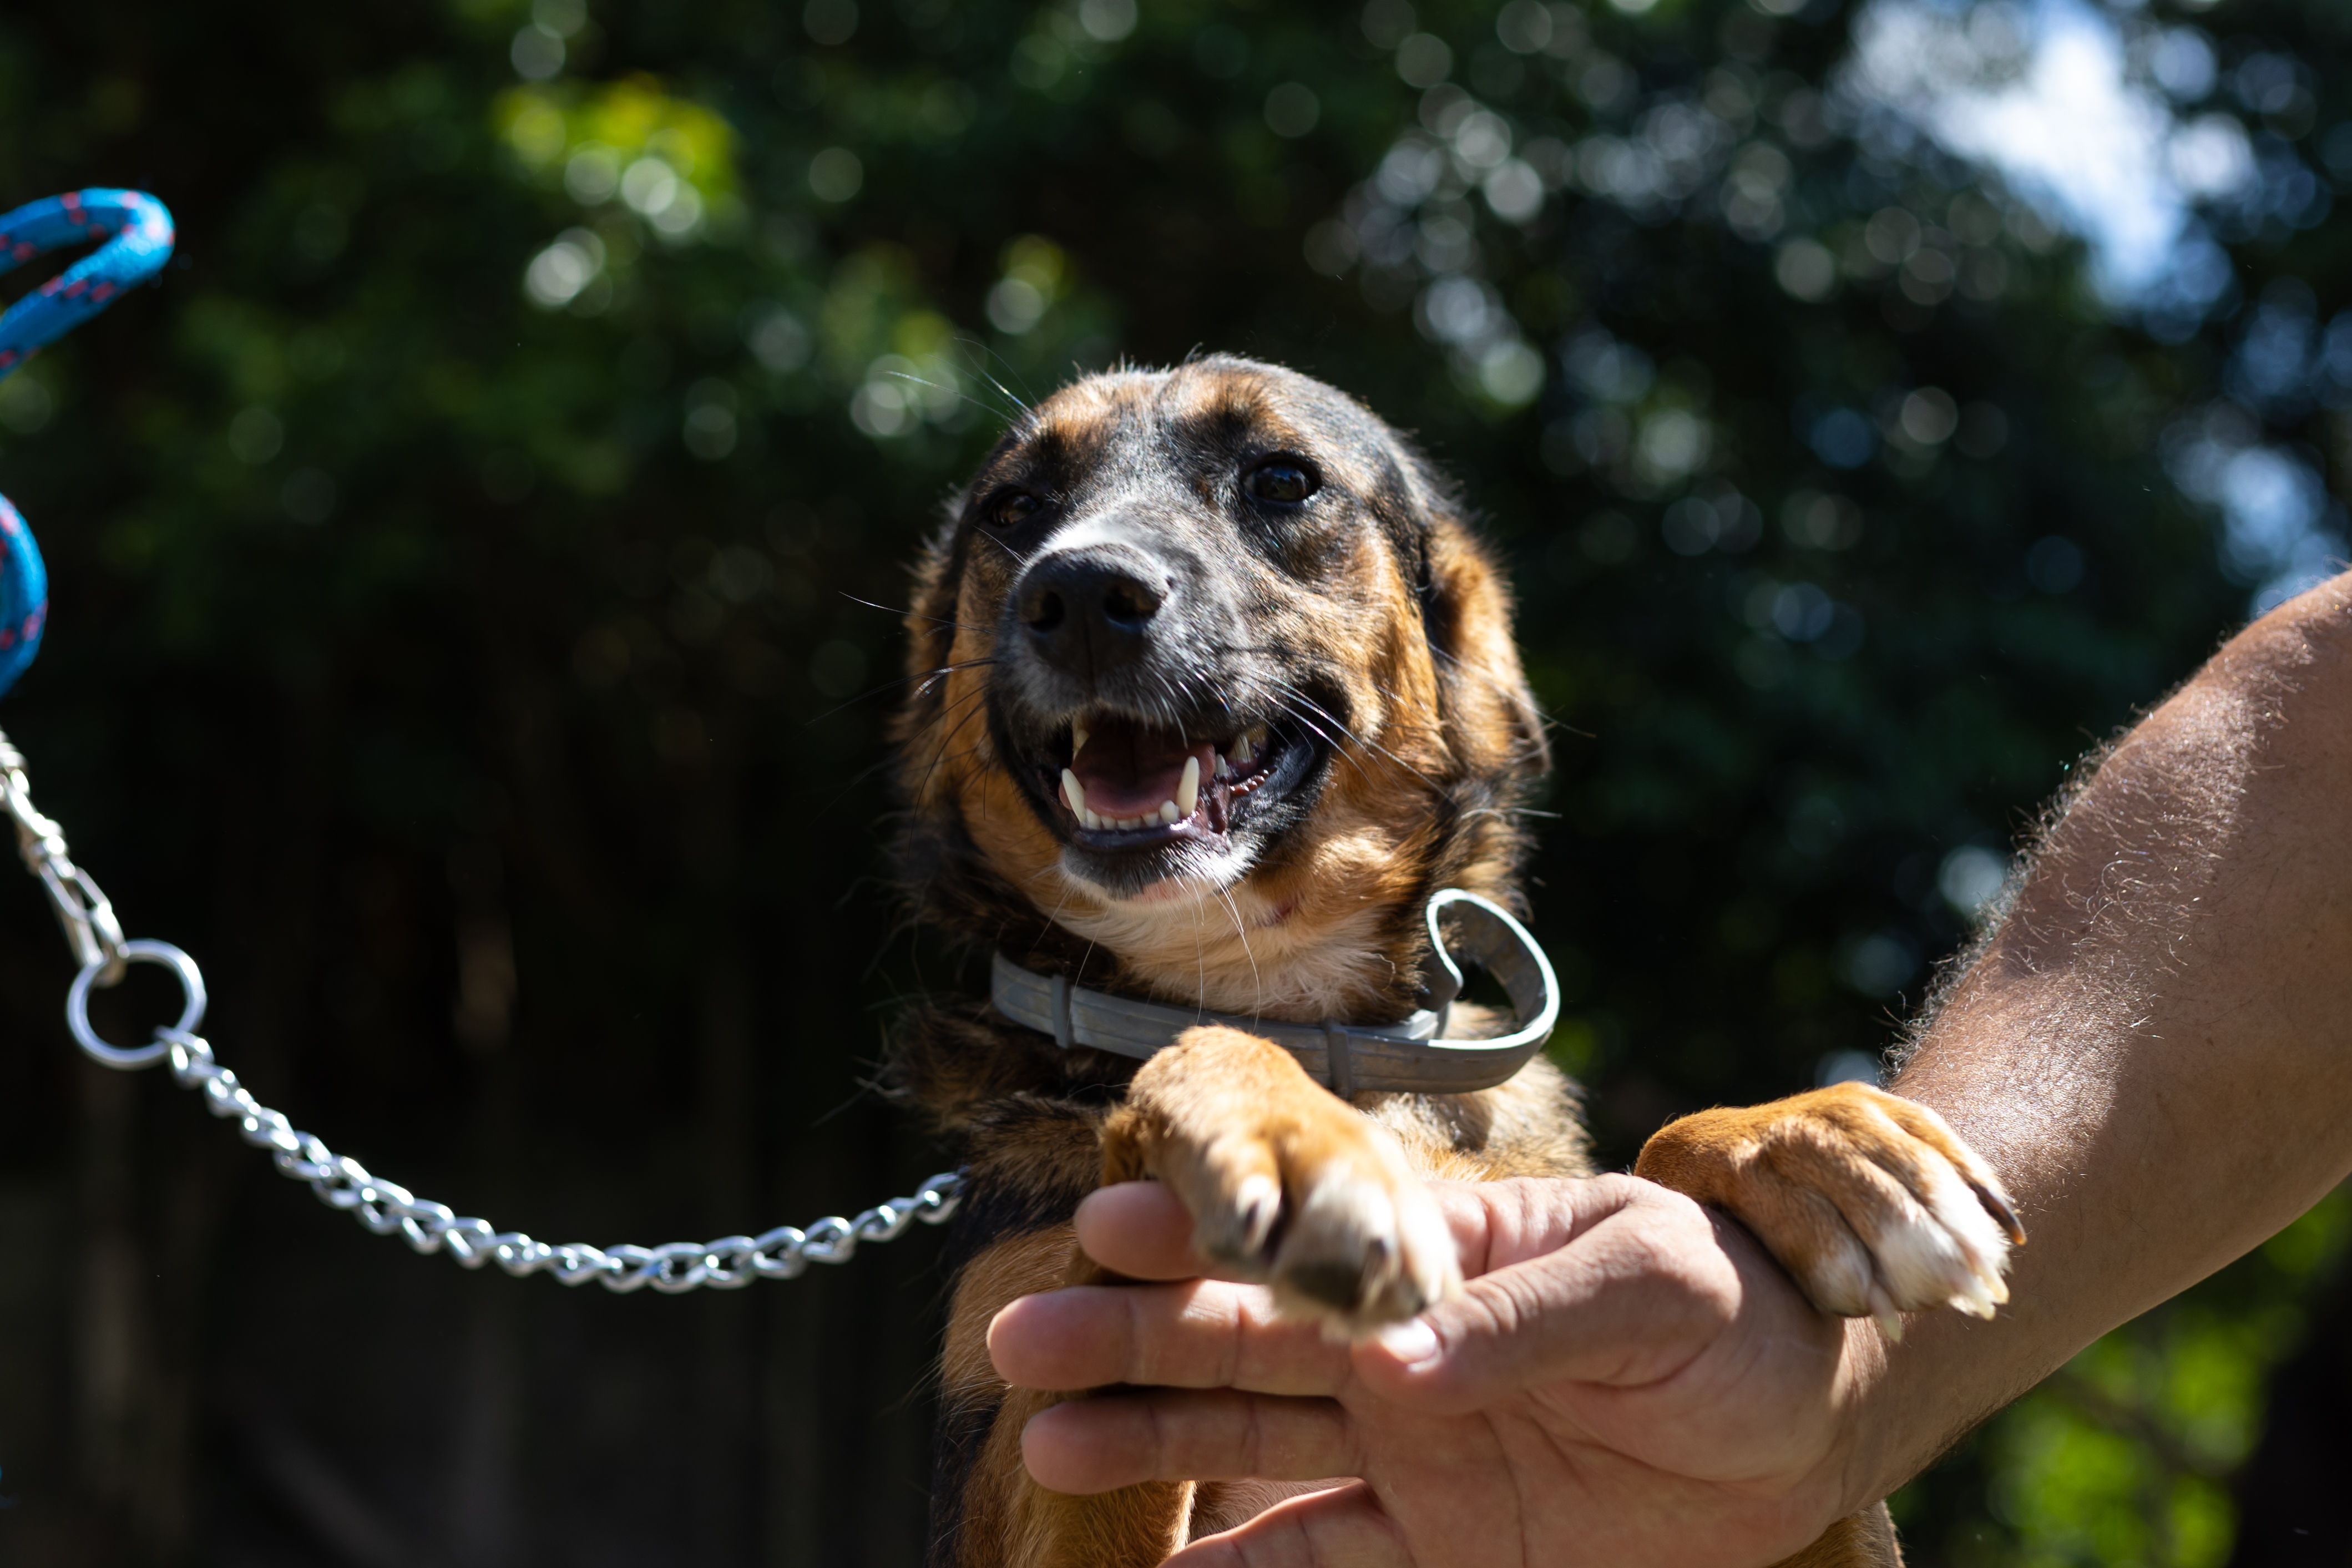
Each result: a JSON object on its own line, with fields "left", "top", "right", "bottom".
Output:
{"left": 1038, "top": 714, "right": 1289, "bottom": 846}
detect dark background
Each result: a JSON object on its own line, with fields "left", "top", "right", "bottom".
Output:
{"left": 0, "top": 0, "right": 2346, "bottom": 1562}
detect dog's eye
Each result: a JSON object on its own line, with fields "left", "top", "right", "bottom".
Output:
{"left": 1244, "top": 459, "right": 1318, "bottom": 505}
{"left": 989, "top": 491, "right": 1041, "bottom": 527}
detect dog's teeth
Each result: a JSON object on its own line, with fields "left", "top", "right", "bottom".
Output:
{"left": 1157, "top": 800, "right": 1180, "bottom": 825}
{"left": 1231, "top": 733, "right": 1254, "bottom": 767}
{"left": 1119, "top": 815, "right": 1141, "bottom": 831}
{"left": 1071, "top": 724, "right": 1089, "bottom": 760}
{"left": 1177, "top": 757, "right": 1200, "bottom": 816}
{"left": 1213, "top": 752, "right": 1232, "bottom": 780}
{"left": 1061, "top": 768, "right": 1087, "bottom": 820}
{"left": 1088, "top": 810, "right": 1106, "bottom": 831}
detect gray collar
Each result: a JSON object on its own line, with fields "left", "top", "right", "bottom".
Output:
{"left": 989, "top": 889, "right": 1557, "bottom": 1097}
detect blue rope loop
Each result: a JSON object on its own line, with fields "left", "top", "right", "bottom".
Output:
{"left": 0, "top": 189, "right": 176, "bottom": 699}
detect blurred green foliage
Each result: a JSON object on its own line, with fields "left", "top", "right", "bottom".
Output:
{"left": 0, "top": 0, "right": 2346, "bottom": 1562}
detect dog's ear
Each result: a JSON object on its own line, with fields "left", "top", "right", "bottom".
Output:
{"left": 1417, "top": 498, "right": 1550, "bottom": 790}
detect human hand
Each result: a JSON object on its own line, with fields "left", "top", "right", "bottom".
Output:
{"left": 987, "top": 1175, "right": 1883, "bottom": 1567}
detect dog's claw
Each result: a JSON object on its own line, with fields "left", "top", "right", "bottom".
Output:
{"left": 1234, "top": 1172, "right": 1282, "bottom": 1259}
{"left": 1975, "top": 1182, "right": 2027, "bottom": 1247}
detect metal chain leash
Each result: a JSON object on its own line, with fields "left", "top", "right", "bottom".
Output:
{"left": 2, "top": 724, "right": 964, "bottom": 1294}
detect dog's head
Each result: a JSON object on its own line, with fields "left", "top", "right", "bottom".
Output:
{"left": 892, "top": 356, "right": 1547, "bottom": 1021}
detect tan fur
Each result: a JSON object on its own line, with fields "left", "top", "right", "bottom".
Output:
{"left": 1103, "top": 1027, "right": 1464, "bottom": 1328}
{"left": 1638, "top": 1084, "right": 2025, "bottom": 1326}
{"left": 1769, "top": 1504, "right": 1905, "bottom": 1568}
{"left": 896, "top": 360, "right": 2017, "bottom": 1567}
{"left": 902, "top": 363, "right": 1537, "bottom": 1020}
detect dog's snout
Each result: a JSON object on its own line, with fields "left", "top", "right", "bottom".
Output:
{"left": 1018, "top": 552, "right": 1171, "bottom": 676}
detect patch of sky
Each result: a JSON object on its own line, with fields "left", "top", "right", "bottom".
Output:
{"left": 1847, "top": 0, "right": 2344, "bottom": 618}
{"left": 1841, "top": 0, "right": 2294, "bottom": 335}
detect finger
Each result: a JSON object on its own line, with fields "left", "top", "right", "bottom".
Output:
{"left": 1352, "top": 1184, "right": 1797, "bottom": 1417}
{"left": 1167, "top": 1482, "right": 1408, "bottom": 1568}
{"left": 1019, "top": 1389, "right": 1356, "bottom": 1494}
{"left": 989, "top": 1277, "right": 1355, "bottom": 1395}
{"left": 1073, "top": 1181, "right": 1215, "bottom": 1279}
{"left": 1076, "top": 1172, "right": 1607, "bottom": 1286}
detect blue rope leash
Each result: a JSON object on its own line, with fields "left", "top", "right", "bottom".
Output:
{"left": 0, "top": 190, "right": 176, "bottom": 700}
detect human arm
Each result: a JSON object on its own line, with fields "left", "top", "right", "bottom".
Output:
{"left": 988, "top": 575, "right": 2352, "bottom": 1562}
{"left": 1840, "top": 570, "right": 2352, "bottom": 1498}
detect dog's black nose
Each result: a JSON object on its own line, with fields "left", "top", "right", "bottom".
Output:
{"left": 1019, "top": 552, "right": 1168, "bottom": 675}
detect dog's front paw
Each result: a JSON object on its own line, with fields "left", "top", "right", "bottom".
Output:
{"left": 1109, "top": 1025, "right": 1460, "bottom": 1336}
{"left": 1635, "top": 1082, "right": 2024, "bottom": 1337}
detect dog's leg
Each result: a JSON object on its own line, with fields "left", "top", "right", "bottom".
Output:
{"left": 1635, "top": 1083, "right": 2015, "bottom": 1568}
{"left": 937, "top": 1226, "right": 1198, "bottom": 1568}
{"left": 1636, "top": 1081, "right": 2025, "bottom": 1333}
{"left": 1767, "top": 1502, "right": 1904, "bottom": 1567}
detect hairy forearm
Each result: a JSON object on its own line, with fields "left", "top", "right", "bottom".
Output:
{"left": 1849, "top": 574, "right": 2352, "bottom": 1501}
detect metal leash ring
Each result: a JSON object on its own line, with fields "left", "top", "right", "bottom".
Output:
{"left": 66, "top": 936, "right": 205, "bottom": 1069}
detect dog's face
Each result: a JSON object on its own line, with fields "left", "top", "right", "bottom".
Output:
{"left": 894, "top": 357, "right": 1546, "bottom": 1019}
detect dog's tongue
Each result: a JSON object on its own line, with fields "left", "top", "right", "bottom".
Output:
{"left": 1071, "top": 720, "right": 1213, "bottom": 819}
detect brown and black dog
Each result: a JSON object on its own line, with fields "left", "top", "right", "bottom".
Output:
{"left": 888, "top": 356, "right": 2022, "bottom": 1567}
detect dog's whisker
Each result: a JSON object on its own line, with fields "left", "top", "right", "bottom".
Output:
{"left": 1264, "top": 680, "right": 1446, "bottom": 796}
{"left": 881, "top": 368, "right": 1034, "bottom": 432}
{"left": 945, "top": 335, "right": 1037, "bottom": 417}
{"left": 1209, "top": 882, "right": 1263, "bottom": 1019}
{"left": 838, "top": 591, "right": 989, "bottom": 635}
{"left": 909, "top": 690, "right": 998, "bottom": 803}
{"left": 972, "top": 528, "right": 1035, "bottom": 571}
{"left": 1430, "top": 643, "right": 1563, "bottom": 745}
{"left": 810, "top": 659, "right": 1000, "bottom": 724}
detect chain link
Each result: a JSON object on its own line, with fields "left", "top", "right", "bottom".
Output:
{"left": 0, "top": 724, "right": 965, "bottom": 1293}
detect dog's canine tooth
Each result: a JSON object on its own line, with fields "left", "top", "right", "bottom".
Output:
{"left": 1061, "top": 768, "right": 1087, "bottom": 820}
{"left": 1071, "top": 723, "right": 1089, "bottom": 760}
{"left": 1157, "top": 801, "right": 1180, "bottom": 825}
{"left": 1177, "top": 756, "right": 1200, "bottom": 816}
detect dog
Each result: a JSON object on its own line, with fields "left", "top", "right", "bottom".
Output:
{"left": 886, "top": 356, "right": 2022, "bottom": 1566}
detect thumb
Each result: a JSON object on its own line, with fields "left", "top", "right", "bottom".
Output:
{"left": 1350, "top": 1185, "right": 1745, "bottom": 1416}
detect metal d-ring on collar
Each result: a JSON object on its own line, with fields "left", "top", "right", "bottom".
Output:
{"left": 989, "top": 888, "right": 1561, "bottom": 1096}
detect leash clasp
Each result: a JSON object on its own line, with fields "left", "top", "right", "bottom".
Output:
{"left": 0, "top": 725, "right": 125, "bottom": 983}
